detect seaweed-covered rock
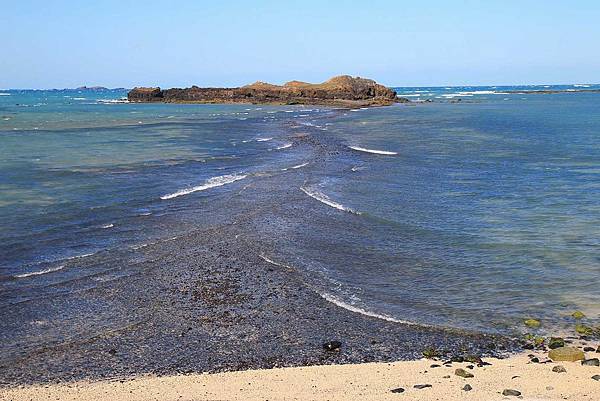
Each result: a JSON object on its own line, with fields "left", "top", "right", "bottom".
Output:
{"left": 548, "top": 346, "right": 585, "bottom": 362}
{"left": 571, "top": 311, "right": 586, "bottom": 319}
{"left": 575, "top": 324, "right": 594, "bottom": 335}
{"left": 548, "top": 337, "right": 565, "bottom": 349}
{"left": 524, "top": 319, "right": 541, "bottom": 328}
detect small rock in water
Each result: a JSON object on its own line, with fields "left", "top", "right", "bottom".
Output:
{"left": 581, "top": 358, "right": 599, "bottom": 366}
{"left": 390, "top": 387, "right": 405, "bottom": 393}
{"left": 462, "top": 384, "right": 472, "bottom": 391}
{"left": 322, "top": 340, "right": 342, "bottom": 352}
{"left": 413, "top": 384, "right": 432, "bottom": 389}
{"left": 502, "top": 389, "right": 522, "bottom": 397}
{"left": 583, "top": 346, "right": 595, "bottom": 352}
{"left": 422, "top": 348, "right": 440, "bottom": 359}
{"left": 571, "top": 311, "right": 586, "bottom": 319}
{"left": 592, "top": 375, "right": 600, "bottom": 381}
{"left": 524, "top": 318, "right": 541, "bottom": 328}
{"left": 548, "top": 337, "right": 565, "bottom": 349}
{"left": 548, "top": 346, "right": 585, "bottom": 362}
{"left": 552, "top": 365, "right": 567, "bottom": 373}
{"left": 455, "top": 368, "right": 474, "bottom": 378}
{"left": 575, "top": 324, "right": 594, "bottom": 335}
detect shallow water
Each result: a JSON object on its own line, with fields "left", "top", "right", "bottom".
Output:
{"left": 1, "top": 86, "right": 599, "bottom": 336}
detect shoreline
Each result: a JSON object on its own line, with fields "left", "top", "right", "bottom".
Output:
{"left": 0, "top": 113, "right": 519, "bottom": 386}
{"left": 2, "top": 351, "right": 598, "bottom": 400}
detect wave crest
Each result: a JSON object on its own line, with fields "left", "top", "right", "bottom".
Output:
{"left": 161, "top": 174, "right": 247, "bottom": 200}
{"left": 348, "top": 146, "right": 397, "bottom": 155}
{"left": 300, "top": 186, "right": 360, "bottom": 214}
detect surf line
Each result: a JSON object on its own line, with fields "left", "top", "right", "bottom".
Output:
{"left": 300, "top": 186, "right": 361, "bottom": 215}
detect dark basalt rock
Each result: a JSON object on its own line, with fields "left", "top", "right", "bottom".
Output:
{"left": 592, "top": 375, "right": 600, "bottom": 381}
{"left": 462, "top": 384, "right": 473, "bottom": 391}
{"left": 552, "top": 365, "right": 567, "bottom": 373}
{"left": 583, "top": 346, "right": 595, "bottom": 352}
{"left": 322, "top": 340, "right": 342, "bottom": 352}
{"left": 502, "top": 389, "right": 522, "bottom": 396}
{"left": 413, "top": 384, "right": 432, "bottom": 389}
{"left": 548, "top": 337, "right": 565, "bottom": 349}
{"left": 390, "top": 387, "right": 405, "bottom": 393}
{"left": 455, "top": 368, "right": 474, "bottom": 378}
{"left": 581, "top": 358, "right": 599, "bottom": 366}
{"left": 128, "top": 76, "right": 404, "bottom": 107}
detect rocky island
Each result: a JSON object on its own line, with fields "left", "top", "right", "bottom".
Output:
{"left": 127, "top": 75, "right": 407, "bottom": 106}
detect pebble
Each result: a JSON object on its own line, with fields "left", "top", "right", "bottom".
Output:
{"left": 429, "top": 364, "right": 440, "bottom": 368}
{"left": 592, "top": 375, "right": 600, "bottom": 381}
{"left": 390, "top": 387, "right": 405, "bottom": 393}
{"left": 322, "top": 341, "right": 341, "bottom": 352}
{"left": 546, "top": 386, "right": 554, "bottom": 390}
{"left": 583, "top": 346, "right": 595, "bottom": 352}
{"left": 414, "top": 384, "right": 432, "bottom": 389}
{"left": 442, "top": 375, "right": 450, "bottom": 379}
{"left": 552, "top": 365, "right": 567, "bottom": 373}
{"left": 455, "top": 368, "right": 474, "bottom": 378}
{"left": 502, "top": 389, "right": 522, "bottom": 397}
{"left": 581, "top": 358, "right": 599, "bottom": 366}
{"left": 462, "top": 384, "right": 472, "bottom": 391}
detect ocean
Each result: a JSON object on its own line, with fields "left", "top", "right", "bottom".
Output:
{"left": 1, "top": 84, "right": 599, "bottom": 339}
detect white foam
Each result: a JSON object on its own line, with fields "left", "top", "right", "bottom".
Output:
{"left": 73, "top": 97, "right": 86, "bottom": 100}
{"left": 291, "top": 162, "right": 309, "bottom": 169}
{"left": 256, "top": 137, "right": 273, "bottom": 142}
{"left": 276, "top": 143, "right": 292, "bottom": 150}
{"left": 14, "top": 265, "right": 65, "bottom": 278}
{"left": 0, "top": 93, "right": 10, "bottom": 96}
{"left": 102, "top": 223, "right": 114, "bottom": 229}
{"left": 348, "top": 146, "right": 397, "bottom": 155}
{"left": 300, "top": 186, "right": 360, "bottom": 214}
{"left": 259, "top": 254, "right": 294, "bottom": 271}
{"left": 319, "top": 292, "right": 420, "bottom": 326}
{"left": 573, "top": 84, "right": 591, "bottom": 88}
{"left": 161, "top": 174, "right": 247, "bottom": 200}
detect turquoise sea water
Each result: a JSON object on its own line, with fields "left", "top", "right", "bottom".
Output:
{"left": 1, "top": 85, "right": 599, "bottom": 335}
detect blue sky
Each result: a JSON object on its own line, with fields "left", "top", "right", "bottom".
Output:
{"left": 2, "top": 0, "right": 599, "bottom": 88}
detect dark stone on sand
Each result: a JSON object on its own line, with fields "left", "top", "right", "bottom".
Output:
{"left": 390, "top": 387, "right": 405, "bottom": 393}
{"left": 552, "top": 365, "right": 567, "bottom": 373}
{"left": 466, "top": 364, "right": 474, "bottom": 369}
{"left": 522, "top": 343, "right": 534, "bottom": 350}
{"left": 455, "top": 368, "right": 474, "bottom": 378}
{"left": 462, "top": 384, "right": 472, "bottom": 391}
{"left": 581, "top": 358, "right": 599, "bottom": 366}
{"left": 323, "top": 340, "right": 342, "bottom": 352}
{"left": 464, "top": 355, "right": 483, "bottom": 364}
{"left": 430, "top": 364, "right": 440, "bottom": 368}
{"left": 442, "top": 375, "right": 450, "bottom": 378}
{"left": 502, "top": 389, "right": 522, "bottom": 396}
{"left": 450, "top": 356, "right": 464, "bottom": 363}
{"left": 592, "top": 375, "right": 600, "bottom": 381}
{"left": 583, "top": 347, "right": 595, "bottom": 352}
{"left": 530, "top": 357, "right": 540, "bottom": 363}
{"left": 413, "top": 384, "right": 432, "bottom": 389}
{"left": 548, "top": 337, "right": 565, "bottom": 349}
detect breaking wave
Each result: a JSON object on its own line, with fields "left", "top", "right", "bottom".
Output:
{"left": 300, "top": 186, "right": 360, "bottom": 214}
{"left": 276, "top": 143, "right": 292, "bottom": 150}
{"left": 14, "top": 265, "right": 65, "bottom": 279}
{"left": 319, "top": 292, "right": 420, "bottom": 326}
{"left": 348, "top": 146, "right": 397, "bottom": 155}
{"left": 161, "top": 174, "right": 247, "bottom": 200}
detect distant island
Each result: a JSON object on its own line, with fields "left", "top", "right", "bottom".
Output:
{"left": 127, "top": 75, "right": 409, "bottom": 106}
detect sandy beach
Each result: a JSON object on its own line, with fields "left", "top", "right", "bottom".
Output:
{"left": 2, "top": 351, "right": 599, "bottom": 401}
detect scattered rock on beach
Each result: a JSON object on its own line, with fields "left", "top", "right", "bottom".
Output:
{"left": 502, "top": 389, "right": 522, "bottom": 396}
{"left": 390, "top": 387, "right": 405, "bottom": 393}
{"left": 413, "top": 384, "right": 432, "bottom": 389}
{"left": 322, "top": 340, "right": 342, "bottom": 352}
{"left": 462, "top": 384, "right": 472, "bottom": 391}
{"left": 592, "top": 375, "right": 600, "bottom": 381}
{"left": 581, "top": 358, "right": 599, "bottom": 366}
{"left": 583, "top": 346, "right": 595, "bottom": 352}
{"left": 455, "top": 368, "right": 474, "bottom": 378}
{"left": 422, "top": 348, "right": 440, "bottom": 359}
{"left": 548, "top": 337, "right": 565, "bottom": 349}
{"left": 548, "top": 346, "right": 585, "bottom": 361}
{"left": 552, "top": 365, "right": 567, "bottom": 373}
{"left": 430, "top": 364, "right": 440, "bottom": 368}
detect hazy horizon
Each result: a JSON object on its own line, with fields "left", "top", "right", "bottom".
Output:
{"left": 3, "top": 1, "right": 599, "bottom": 89}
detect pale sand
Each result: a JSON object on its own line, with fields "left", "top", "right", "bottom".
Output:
{"left": 1, "top": 352, "right": 598, "bottom": 401}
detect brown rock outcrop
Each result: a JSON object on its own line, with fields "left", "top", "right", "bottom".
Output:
{"left": 128, "top": 76, "right": 406, "bottom": 106}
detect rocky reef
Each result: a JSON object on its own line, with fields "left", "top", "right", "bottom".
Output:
{"left": 128, "top": 75, "right": 407, "bottom": 106}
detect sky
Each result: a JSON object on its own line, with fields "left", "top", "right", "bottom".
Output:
{"left": 2, "top": 0, "right": 599, "bottom": 89}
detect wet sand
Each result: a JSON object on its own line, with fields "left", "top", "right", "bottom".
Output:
{"left": 2, "top": 352, "right": 599, "bottom": 400}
